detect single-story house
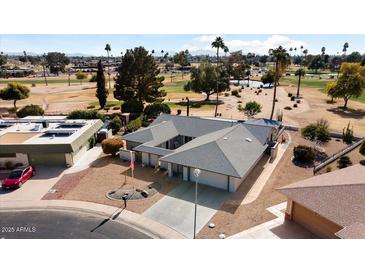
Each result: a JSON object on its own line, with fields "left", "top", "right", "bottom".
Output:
{"left": 278, "top": 164, "right": 365, "bottom": 239}
{"left": 0, "top": 116, "right": 103, "bottom": 167}
{"left": 122, "top": 114, "right": 282, "bottom": 192}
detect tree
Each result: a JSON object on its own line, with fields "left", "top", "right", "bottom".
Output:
{"left": 95, "top": 60, "right": 108, "bottom": 109}
{"left": 343, "top": 42, "right": 349, "bottom": 56}
{"left": 109, "top": 116, "right": 122, "bottom": 134}
{"left": 238, "top": 101, "right": 262, "bottom": 118}
{"left": 359, "top": 141, "right": 365, "bottom": 156}
{"left": 101, "top": 137, "right": 124, "bottom": 156}
{"left": 0, "top": 52, "right": 7, "bottom": 67}
{"left": 16, "top": 104, "right": 44, "bottom": 118}
{"left": 269, "top": 46, "right": 291, "bottom": 120}
{"left": 185, "top": 62, "right": 229, "bottom": 101}
{"left": 144, "top": 102, "right": 171, "bottom": 119}
{"left": 308, "top": 55, "right": 325, "bottom": 73}
{"left": 67, "top": 109, "right": 104, "bottom": 120}
{"left": 45, "top": 52, "right": 70, "bottom": 75}
{"left": 105, "top": 44, "right": 112, "bottom": 91}
{"left": 41, "top": 54, "right": 48, "bottom": 86}
{"left": 114, "top": 47, "right": 165, "bottom": 113}
{"left": 328, "top": 63, "right": 365, "bottom": 108}
{"left": 261, "top": 70, "right": 275, "bottom": 87}
{"left": 75, "top": 71, "right": 88, "bottom": 85}
{"left": 345, "top": 51, "right": 363, "bottom": 63}
{"left": 324, "top": 81, "right": 337, "bottom": 103}
{"left": 0, "top": 82, "right": 30, "bottom": 110}
{"left": 295, "top": 68, "right": 305, "bottom": 98}
{"left": 173, "top": 50, "right": 189, "bottom": 79}
{"left": 212, "top": 36, "right": 228, "bottom": 117}
{"left": 337, "top": 155, "right": 352, "bottom": 169}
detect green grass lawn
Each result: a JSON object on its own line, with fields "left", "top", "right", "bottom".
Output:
{"left": 88, "top": 100, "right": 122, "bottom": 108}
{"left": 284, "top": 76, "right": 331, "bottom": 89}
{"left": 163, "top": 79, "right": 188, "bottom": 93}
{"left": 166, "top": 101, "right": 216, "bottom": 110}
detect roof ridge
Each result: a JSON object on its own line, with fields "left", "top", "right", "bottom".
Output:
{"left": 279, "top": 181, "right": 365, "bottom": 191}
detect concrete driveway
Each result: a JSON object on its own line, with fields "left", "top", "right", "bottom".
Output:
{"left": 0, "top": 167, "right": 65, "bottom": 202}
{"left": 143, "top": 182, "right": 228, "bottom": 238}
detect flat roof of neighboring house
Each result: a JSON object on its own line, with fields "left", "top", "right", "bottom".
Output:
{"left": 0, "top": 117, "right": 103, "bottom": 153}
{"left": 0, "top": 132, "right": 39, "bottom": 144}
{"left": 278, "top": 164, "right": 365, "bottom": 235}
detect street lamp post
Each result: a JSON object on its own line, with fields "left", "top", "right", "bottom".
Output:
{"left": 193, "top": 168, "right": 201, "bottom": 239}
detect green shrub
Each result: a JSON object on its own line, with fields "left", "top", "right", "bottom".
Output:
{"left": 87, "top": 105, "right": 96, "bottom": 109}
{"left": 224, "top": 92, "right": 229, "bottom": 97}
{"left": 67, "top": 109, "right": 104, "bottom": 120}
{"left": 301, "top": 119, "right": 330, "bottom": 142}
{"left": 109, "top": 116, "right": 122, "bottom": 134}
{"left": 325, "top": 166, "right": 332, "bottom": 173}
{"left": 240, "top": 101, "right": 262, "bottom": 118}
{"left": 89, "top": 74, "right": 97, "bottom": 82}
{"left": 293, "top": 145, "right": 315, "bottom": 163}
{"left": 342, "top": 122, "right": 354, "bottom": 144}
{"left": 101, "top": 137, "right": 124, "bottom": 156}
{"left": 231, "top": 90, "right": 239, "bottom": 97}
{"left": 337, "top": 156, "right": 352, "bottom": 169}
{"left": 125, "top": 115, "right": 144, "bottom": 133}
{"left": 16, "top": 104, "right": 44, "bottom": 118}
{"left": 121, "top": 100, "right": 143, "bottom": 113}
{"left": 144, "top": 102, "right": 171, "bottom": 119}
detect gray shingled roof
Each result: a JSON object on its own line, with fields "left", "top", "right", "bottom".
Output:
{"left": 160, "top": 124, "right": 267, "bottom": 178}
{"left": 278, "top": 164, "right": 365, "bottom": 228}
{"left": 123, "top": 119, "right": 178, "bottom": 145}
{"left": 150, "top": 114, "right": 237, "bottom": 138}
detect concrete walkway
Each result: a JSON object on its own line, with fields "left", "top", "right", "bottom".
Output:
{"left": 0, "top": 200, "right": 186, "bottom": 239}
{"left": 241, "top": 132, "right": 291, "bottom": 205}
{"left": 65, "top": 145, "right": 103, "bottom": 174}
{"left": 228, "top": 202, "right": 316, "bottom": 239}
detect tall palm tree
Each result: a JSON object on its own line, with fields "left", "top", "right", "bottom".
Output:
{"left": 42, "top": 53, "right": 48, "bottom": 86}
{"left": 161, "top": 50, "right": 164, "bottom": 58}
{"left": 104, "top": 44, "right": 111, "bottom": 91}
{"left": 343, "top": 42, "right": 349, "bottom": 56}
{"left": 269, "top": 46, "right": 291, "bottom": 120}
{"left": 211, "top": 36, "right": 228, "bottom": 117}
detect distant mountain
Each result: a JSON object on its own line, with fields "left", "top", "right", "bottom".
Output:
{"left": 65, "top": 53, "right": 95, "bottom": 57}
{"left": 3, "top": 52, "right": 94, "bottom": 57}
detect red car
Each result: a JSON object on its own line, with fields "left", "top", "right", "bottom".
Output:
{"left": 1, "top": 166, "right": 35, "bottom": 189}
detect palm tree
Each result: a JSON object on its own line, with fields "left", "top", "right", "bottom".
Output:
{"left": 269, "top": 46, "right": 291, "bottom": 120}
{"left": 296, "top": 48, "right": 308, "bottom": 98}
{"left": 343, "top": 42, "right": 349, "bottom": 56}
{"left": 223, "top": 46, "right": 229, "bottom": 57}
{"left": 104, "top": 44, "right": 111, "bottom": 91}
{"left": 321, "top": 46, "right": 326, "bottom": 56}
{"left": 161, "top": 50, "right": 164, "bottom": 58}
{"left": 211, "top": 36, "right": 228, "bottom": 117}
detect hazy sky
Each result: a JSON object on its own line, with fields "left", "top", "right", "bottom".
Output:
{"left": 1, "top": 34, "right": 365, "bottom": 56}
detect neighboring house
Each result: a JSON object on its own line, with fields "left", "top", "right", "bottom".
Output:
{"left": 122, "top": 114, "right": 282, "bottom": 192}
{"left": 0, "top": 116, "right": 103, "bottom": 167}
{"left": 278, "top": 164, "right": 365, "bottom": 239}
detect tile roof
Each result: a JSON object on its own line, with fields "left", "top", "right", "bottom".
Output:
{"left": 278, "top": 164, "right": 365, "bottom": 228}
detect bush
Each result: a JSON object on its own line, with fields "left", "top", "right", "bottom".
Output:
{"left": 31, "top": 83, "right": 36, "bottom": 87}
{"left": 224, "top": 92, "right": 229, "bottom": 97}
{"left": 342, "top": 122, "right": 354, "bottom": 144}
{"left": 89, "top": 74, "right": 97, "bottom": 82}
{"left": 240, "top": 101, "right": 262, "bottom": 118}
{"left": 67, "top": 109, "right": 104, "bottom": 120}
{"left": 301, "top": 119, "right": 330, "bottom": 142}
{"left": 284, "top": 106, "right": 292, "bottom": 110}
{"left": 325, "top": 166, "right": 332, "bottom": 173}
{"left": 291, "top": 96, "right": 296, "bottom": 101}
{"left": 101, "top": 137, "right": 124, "bottom": 156}
{"left": 16, "top": 104, "right": 44, "bottom": 118}
{"left": 231, "top": 90, "right": 239, "bottom": 97}
{"left": 109, "top": 116, "right": 122, "bottom": 134}
{"left": 293, "top": 145, "right": 315, "bottom": 163}
{"left": 125, "top": 115, "right": 144, "bottom": 133}
{"left": 143, "top": 102, "right": 171, "bottom": 119}
{"left": 288, "top": 93, "right": 293, "bottom": 97}
{"left": 293, "top": 103, "right": 298, "bottom": 108}
{"left": 121, "top": 100, "right": 143, "bottom": 113}
{"left": 337, "top": 156, "right": 352, "bottom": 169}
{"left": 87, "top": 105, "right": 96, "bottom": 109}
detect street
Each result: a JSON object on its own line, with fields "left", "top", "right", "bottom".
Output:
{"left": 0, "top": 210, "right": 152, "bottom": 239}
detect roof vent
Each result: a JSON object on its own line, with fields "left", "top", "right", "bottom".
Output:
{"left": 245, "top": 137, "right": 252, "bottom": 142}
{"left": 223, "top": 137, "right": 228, "bottom": 140}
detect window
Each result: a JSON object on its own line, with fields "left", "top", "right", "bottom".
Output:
{"left": 0, "top": 153, "right": 16, "bottom": 158}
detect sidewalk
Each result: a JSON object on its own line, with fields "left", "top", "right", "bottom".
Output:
{"left": 0, "top": 199, "right": 186, "bottom": 239}
{"left": 241, "top": 133, "right": 291, "bottom": 205}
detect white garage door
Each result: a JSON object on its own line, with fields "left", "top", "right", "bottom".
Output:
{"left": 189, "top": 168, "right": 228, "bottom": 190}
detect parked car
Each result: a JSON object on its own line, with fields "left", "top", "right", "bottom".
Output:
{"left": 0, "top": 166, "right": 35, "bottom": 189}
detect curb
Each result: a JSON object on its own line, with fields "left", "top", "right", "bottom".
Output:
{"left": 0, "top": 200, "right": 186, "bottom": 239}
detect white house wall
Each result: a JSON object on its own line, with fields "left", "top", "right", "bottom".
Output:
{"left": 0, "top": 153, "right": 28, "bottom": 166}
{"left": 189, "top": 168, "right": 229, "bottom": 191}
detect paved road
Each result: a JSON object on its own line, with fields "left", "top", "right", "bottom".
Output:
{"left": 0, "top": 210, "right": 152, "bottom": 239}
{"left": 143, "top": 182, "right": 228, "bottom": 238}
